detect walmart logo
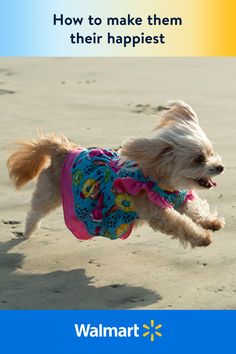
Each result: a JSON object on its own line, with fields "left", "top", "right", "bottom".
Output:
{"left": 143, "top": 320, "right": 162, "bottom": 342}
{"left": 74, "top": 320, "right": 162, "bottom": 342}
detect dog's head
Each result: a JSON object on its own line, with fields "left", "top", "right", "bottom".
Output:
{"left": 121, "top": 100, "right": 224, "bottom": 190}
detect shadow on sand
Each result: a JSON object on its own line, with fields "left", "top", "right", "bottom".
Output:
{"left": 0, "top": 239, "right": 161, "bottom": 309}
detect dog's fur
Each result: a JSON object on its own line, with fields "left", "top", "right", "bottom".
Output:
{"left": 7, "top": 100, "right": 225, "bottom": 247}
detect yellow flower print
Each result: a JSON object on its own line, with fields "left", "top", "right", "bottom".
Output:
{"left": 115, "top": 193, "right": 134, "bottom": 212}
{"left": 81, "top": 178, "right": 96, "bottom": 198}
{"left": 116, "top": 223, "right": 130, "bottom": 237}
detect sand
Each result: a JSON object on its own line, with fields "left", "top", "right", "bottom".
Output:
{"left": 0, "top": 57, "right": 235, "bottom": 309}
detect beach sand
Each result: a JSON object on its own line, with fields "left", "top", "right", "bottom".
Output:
{"left": 0, "top": 57, "right": 235, "bottom": 309}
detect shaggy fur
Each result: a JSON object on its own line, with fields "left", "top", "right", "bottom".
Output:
{"left": 7, "top": 101, "right": 225, "bottom": 247}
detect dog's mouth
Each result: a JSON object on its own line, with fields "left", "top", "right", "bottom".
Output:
{"left": 195, "top": 177, "right": 217, "bottom": 189}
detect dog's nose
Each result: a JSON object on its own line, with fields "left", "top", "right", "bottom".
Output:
{"left": 216, "top": 165, "right": 224, "bottom": 173}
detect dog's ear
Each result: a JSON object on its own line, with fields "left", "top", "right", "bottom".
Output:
{"left": 121, "top": 137, "right": 152, "bottom": 161}
{"left": 156, "top": 100, "right": 198, "bottom": 129}
{"left": 120, "top": 137, "right": 173, "bottom": 169}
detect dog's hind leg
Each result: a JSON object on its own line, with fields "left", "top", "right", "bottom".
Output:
{"left": 24, "top": 168, "right": 61, "bottom": 239}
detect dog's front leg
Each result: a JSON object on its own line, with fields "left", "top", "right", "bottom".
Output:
{"left": 177, "top": 196, "right": 225, "bottom": 231}
{"left": 134, "top": 196, "right": 212, "bottom": 247}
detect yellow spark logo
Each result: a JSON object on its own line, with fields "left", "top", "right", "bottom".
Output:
{"left": 142, "top": 320, "right": 162, "bottom": 342}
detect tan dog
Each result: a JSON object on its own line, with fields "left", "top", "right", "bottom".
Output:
{"left": 7, "top": 100, "right": 224, "bottom": 247}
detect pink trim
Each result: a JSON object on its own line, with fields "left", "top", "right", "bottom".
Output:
{"left": 61, "top": 149, "right": 93, "bottom": 240}
{"left": 114, "top": 177, "right": 173, "bottom": 208}
{"left": 120, "top": 225, "right": 133, "bottom": 240}
{"left": 184, "top": 190, "right": 197, "bottom": 203}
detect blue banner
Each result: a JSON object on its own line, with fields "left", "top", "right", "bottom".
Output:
{"left": 0, "top": 310, "right": 235, "bottom": 353}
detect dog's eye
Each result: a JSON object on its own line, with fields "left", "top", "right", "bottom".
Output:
{"left": 195, "top": 154, "right": 205, "bottom": 164}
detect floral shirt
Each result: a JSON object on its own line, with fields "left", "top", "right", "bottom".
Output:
{"left": 61, "top": 148, "right": 195, "bottom": 240}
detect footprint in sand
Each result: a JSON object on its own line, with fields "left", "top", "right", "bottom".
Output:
{"left": 11, "top": 231, "right": 24, "bottom": 238}
{"left": 88, "top": 259, "right": 102, "bottom": 267}
{"left": 0, "top": 68, "right": 15, "bottom": 76}
{"left": 77, "top": 79, "right": 96, "bottom": 84}
{"left": 2, "top": 220, "right": 24, "bottom": 238}
{"left": 0, "top": 89, "right": 15, "bottom": 95}
{"left": 110, "top": 284, "right": 122, "bottom": 289}
{"left": 130, "top": 103, "right": 167, "bottom": 115}
{"left": 197, "top": 261, "right": 208, "bottom": 267}
{"left": 2, "top": 220, "right": 21, "bottom": 225}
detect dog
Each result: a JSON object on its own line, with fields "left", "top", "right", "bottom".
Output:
{"left": 7, "top": 100, "right": 224, "bottom": 247}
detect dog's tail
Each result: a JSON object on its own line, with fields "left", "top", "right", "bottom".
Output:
{"left": 7, "top": 133, "right": 76, "bottom": 189}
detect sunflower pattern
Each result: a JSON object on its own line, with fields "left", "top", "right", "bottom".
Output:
{"left": 70, "top": 148, "right": 192, "bottom": 240}
{"left": 115, "top": 193, "right": 134, "bottom": 212}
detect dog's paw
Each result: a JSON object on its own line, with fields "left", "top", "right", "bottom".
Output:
{"left": 202, "top": 217, "right": 225, "bottom": 231}
{"left": 191, "top": 230, "right": 212, "bottom": 247}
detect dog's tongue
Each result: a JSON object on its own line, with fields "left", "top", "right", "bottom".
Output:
{"left": 199, "top": 177, "right": 217, "bottom": 188}
{"left": 211, "top": 180, "right": 217, "bottom": 187}
{"left": 209, "top": 178, "right": 217, "bottom": 187}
